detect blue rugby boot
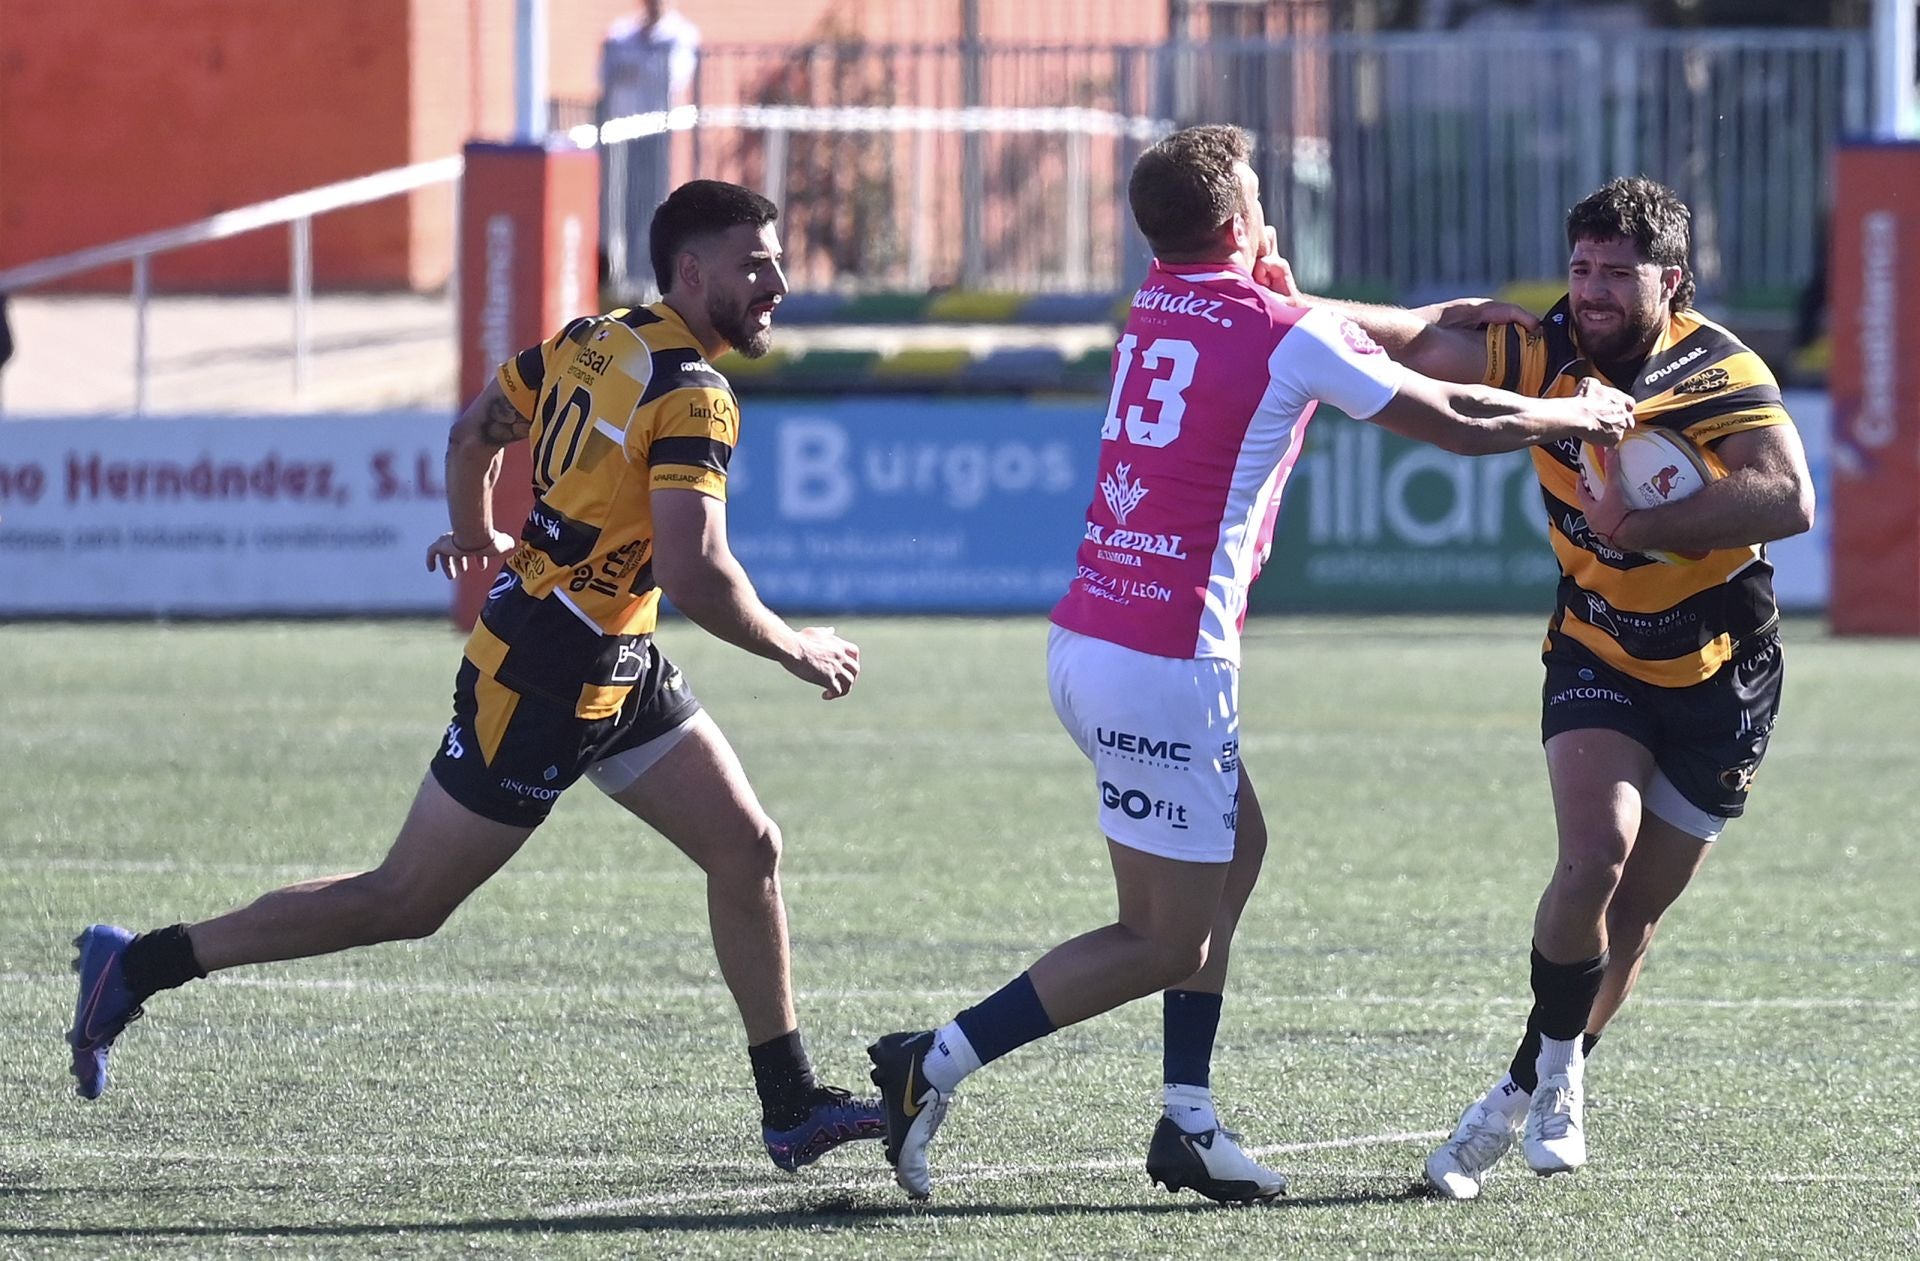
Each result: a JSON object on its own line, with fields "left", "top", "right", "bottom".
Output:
{"left": 762, "top": 1085, "right": 887, "bottom": 1171}
{"left": 68, "top": 924, "right": 143, "bottom": 1100}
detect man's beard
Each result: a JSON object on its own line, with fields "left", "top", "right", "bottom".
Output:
{"left": 711, "top": 295, "right": 775, "bottom": 359}
{"left": 1575, "top": 302, "right": 1663, "bottom": 370}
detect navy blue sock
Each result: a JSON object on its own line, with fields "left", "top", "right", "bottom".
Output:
{"left": 1162, "top": 989, "right": 1223, "bottom": 1087}
{"left": 953, "top": 972, "right": 1057, "bottom": 1067}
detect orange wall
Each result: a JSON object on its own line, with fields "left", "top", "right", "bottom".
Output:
{"left": 0, "top": 0, "right": 1182, "bottom": 293}
{"left": 1, "top": 0, "right": 416, "bottom": 290}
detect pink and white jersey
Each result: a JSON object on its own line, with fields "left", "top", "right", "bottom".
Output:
{"left": 1051, "top": 260, "right": 1405, "bottom": 663}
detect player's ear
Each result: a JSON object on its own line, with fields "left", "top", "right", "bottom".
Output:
{"left": 1226, "top": 211, "right": 1254, "bottom": 258}
{"left": 674, "top": 246, "right": 703, "bottom": 294}
{"left": 1659, "top": 264, "right": 1682, "bottom": 302}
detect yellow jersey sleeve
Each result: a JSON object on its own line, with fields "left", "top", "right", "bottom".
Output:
{"left": 634, "top": 386, "right": 739, "bottom": 500}
{"left": 495, "top": 316, "right": 594, "bottom": 420}
{"left": 1485, "top": 323, "right": 1549, "bottom": 396}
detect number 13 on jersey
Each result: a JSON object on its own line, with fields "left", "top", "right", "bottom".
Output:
{"left": 1101, "top": 334, "right": 1198, "bottom": 448}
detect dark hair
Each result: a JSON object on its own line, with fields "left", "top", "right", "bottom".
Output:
{"left": 648, "top": 180, "right": 779, "bottom": 294}
{"left": 1566, "top": 176, "right": 1695, "bottom": 312}
{"left": 1128, "top": 125, "right": 1253, "bottom": 258}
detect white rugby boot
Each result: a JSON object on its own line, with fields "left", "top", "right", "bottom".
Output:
{"left": 1522, "top": 1070, "right": 1588, "bottom": 1175}
{"left": 1424, "top": 1089, "right": 1523, "bottom": 1200}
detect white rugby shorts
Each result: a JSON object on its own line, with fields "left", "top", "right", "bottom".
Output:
{"left": 1046, "top": 624, "right": 1242, "bottom": 863}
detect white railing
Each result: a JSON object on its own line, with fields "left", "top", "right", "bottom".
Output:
{"left": 0, "top": 156, "right": 464, "bottom": 416}
{"left": 575, "top": 101, "right": 1175, "bottom": 293}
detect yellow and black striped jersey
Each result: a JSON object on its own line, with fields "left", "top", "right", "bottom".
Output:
{"left": 1485, "top": 296, "right": 1791, "bottom": 687}
{"left": 462, "top": 302, "right": 739, "bottom": 719}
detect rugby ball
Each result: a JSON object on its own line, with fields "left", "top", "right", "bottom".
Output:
{"left": 1577, "top": 427, "right": 1718, "bottom": 564}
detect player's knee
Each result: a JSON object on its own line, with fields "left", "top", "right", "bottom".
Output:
{"left": 714, "top": 817, "right": 783, "bottom": 888}
{"left": 1144, "top": 932, "right": 1209, "bottom": 987}
{"left": 1555, "top": 838, "right": 1629, "bottom": 901}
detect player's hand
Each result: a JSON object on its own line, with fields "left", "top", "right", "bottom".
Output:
{"left": 425, "top": 530, "right": 516, "bottom": 579}
{"left": 1577, "top": 443, "right": 1632, "bottom": 543}
{"left": 1252, "top": 231, "right": 1303, "bottom": 300}
{"left": 1570, "top": 376, "right": 1634, "bottom": 448}
{"left": 1421, "top": 296, "right": 1541, "bottom": 332}
{"left": 786, "top": 625, "right": 860, "bottom": 700}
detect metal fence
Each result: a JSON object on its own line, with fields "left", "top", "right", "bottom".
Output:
{"left": 576, "top": 28, "right": 1870, "bottom": 303}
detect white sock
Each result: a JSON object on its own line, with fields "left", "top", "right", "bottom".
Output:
{"left": 921, "top": 1021, "right": 981, "bottom": 1093}
{"left": 1535, "top": 1035, "right": 1584, "bottom": 1086}
{"left": 1163, "top": 1083, "right": 1220, "bottom": 1134}
{"left": 1486, "top": 1074, "right": 1531, "bottom": 1121}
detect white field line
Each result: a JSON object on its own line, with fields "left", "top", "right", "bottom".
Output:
{"left": 4, "top": 971, "right": 1914, "bottom": 1013}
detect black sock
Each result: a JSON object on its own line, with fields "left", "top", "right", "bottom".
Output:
{"left": 1505, "top": 946, "right": 1607, "bottom": 1093}
{"left": 1583, "top": 1031, "right": 1602, "bottom": 1057}
{"left": 749, "top": 1029, "right": 822, "bottom": 1129}
{"left": 120, "top": 924, "right": 206, "bottom": 1003}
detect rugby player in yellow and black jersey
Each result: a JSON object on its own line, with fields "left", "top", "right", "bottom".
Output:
{"left": 1264, "top": 176, "right": 1815, "bottom": 1198}
{"left": 64, "top": 180, "right": 886, "bottom": 1173}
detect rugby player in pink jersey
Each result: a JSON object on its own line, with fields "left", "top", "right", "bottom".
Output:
{"left": 866, "top": 125, "right": 1634, "bottom": 1204}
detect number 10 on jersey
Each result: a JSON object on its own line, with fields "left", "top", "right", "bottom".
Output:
{"left": 1101, "top": 334, "right": 1197, "bottom": 448}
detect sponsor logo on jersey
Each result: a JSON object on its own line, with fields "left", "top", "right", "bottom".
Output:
{"left": 1674, "top": 366, "right": 1730, "bottom": 395}
{"left": 1073, "top": 566, "right": 1172, "bottom": 604}
{"left": 1719, "top": 763, "right": 1757, "bottom": 792}
{"left": 569, "top": 346, "right": 611, "bottom": 382}
{"left": 1219, "top": 740, "right": 1239, "bottom": 774}
{"left": 1084, "top": 522, "right": 1188, "bottom": 559}
{"left": 442, "top": 723, "right": 466, "bottom": 759}
{"left": 1644, "top": 345, "right": 1708, "bottom": 385}
{"left": 1097, "top": 728, "right": 1193, "bottom": 765}
{"left": 1131, "top": 286, "right": 1229, "bottom": 324}
{"left": 1339, "top": 318, "right": 1384, "bottom": 356}
{"left": 1101, "top": 462, "right": 1149, "bottom": 524}
{"left": 1100, "top": 780, "right": 1190, "bottom": 829}
{"left": 1559, "top": 508, "right": 1637, "bottom": 565}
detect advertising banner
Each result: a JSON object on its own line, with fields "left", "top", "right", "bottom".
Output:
{"left": 724, "top": 397, "right": 1097, "bottom": 610}
{"left": 0, "top": 392, "right": 1829, "bottom": 619}
{"left": 0, "top": 414, "right": 451, "bottom": 616}
{"left": 1250, "top": 391, "right": 1831, "bottom": 615}
{"left": 1828, "top": 143, "right": 1920, "bottom": 635}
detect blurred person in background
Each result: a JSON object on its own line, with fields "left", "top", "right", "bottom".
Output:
{"left": 67, "top": 180, "right": 886, "bottom": 1176}
{"left": 864, "top": 125, "right": 1634, "bottom": 1204}
{"left": 601, "top": 0, "right": 701, "bottom": 302}
{"left": 1267, "top": 176, "right": 1816, "bottom": 1199}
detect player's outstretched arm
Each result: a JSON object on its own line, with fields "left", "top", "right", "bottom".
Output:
{"left": 1583, "top": 423, "right": 1816, "bottom": 554}
{"left": 651, "top": 488, "right": 860, "bottom": 700}
{"left": 1254, "top": 252, "right": 1499, "bottom": 385}
{"left": 426, "top": 378, "right": 526, "bottom": 578}
{"left": 1369, "top": 373, "right": 1634, "bottom": 457}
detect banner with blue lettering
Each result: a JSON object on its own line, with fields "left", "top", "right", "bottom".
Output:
{"left": 0, "top": 394, "right": 1827, "bottom": 617}
{"left": 723, "top": 397, "right": 1101, "bottom": 611}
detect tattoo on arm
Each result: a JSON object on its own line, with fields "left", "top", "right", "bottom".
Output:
{"left": 479, "top": 392, "right": 531, "bottom": 446}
